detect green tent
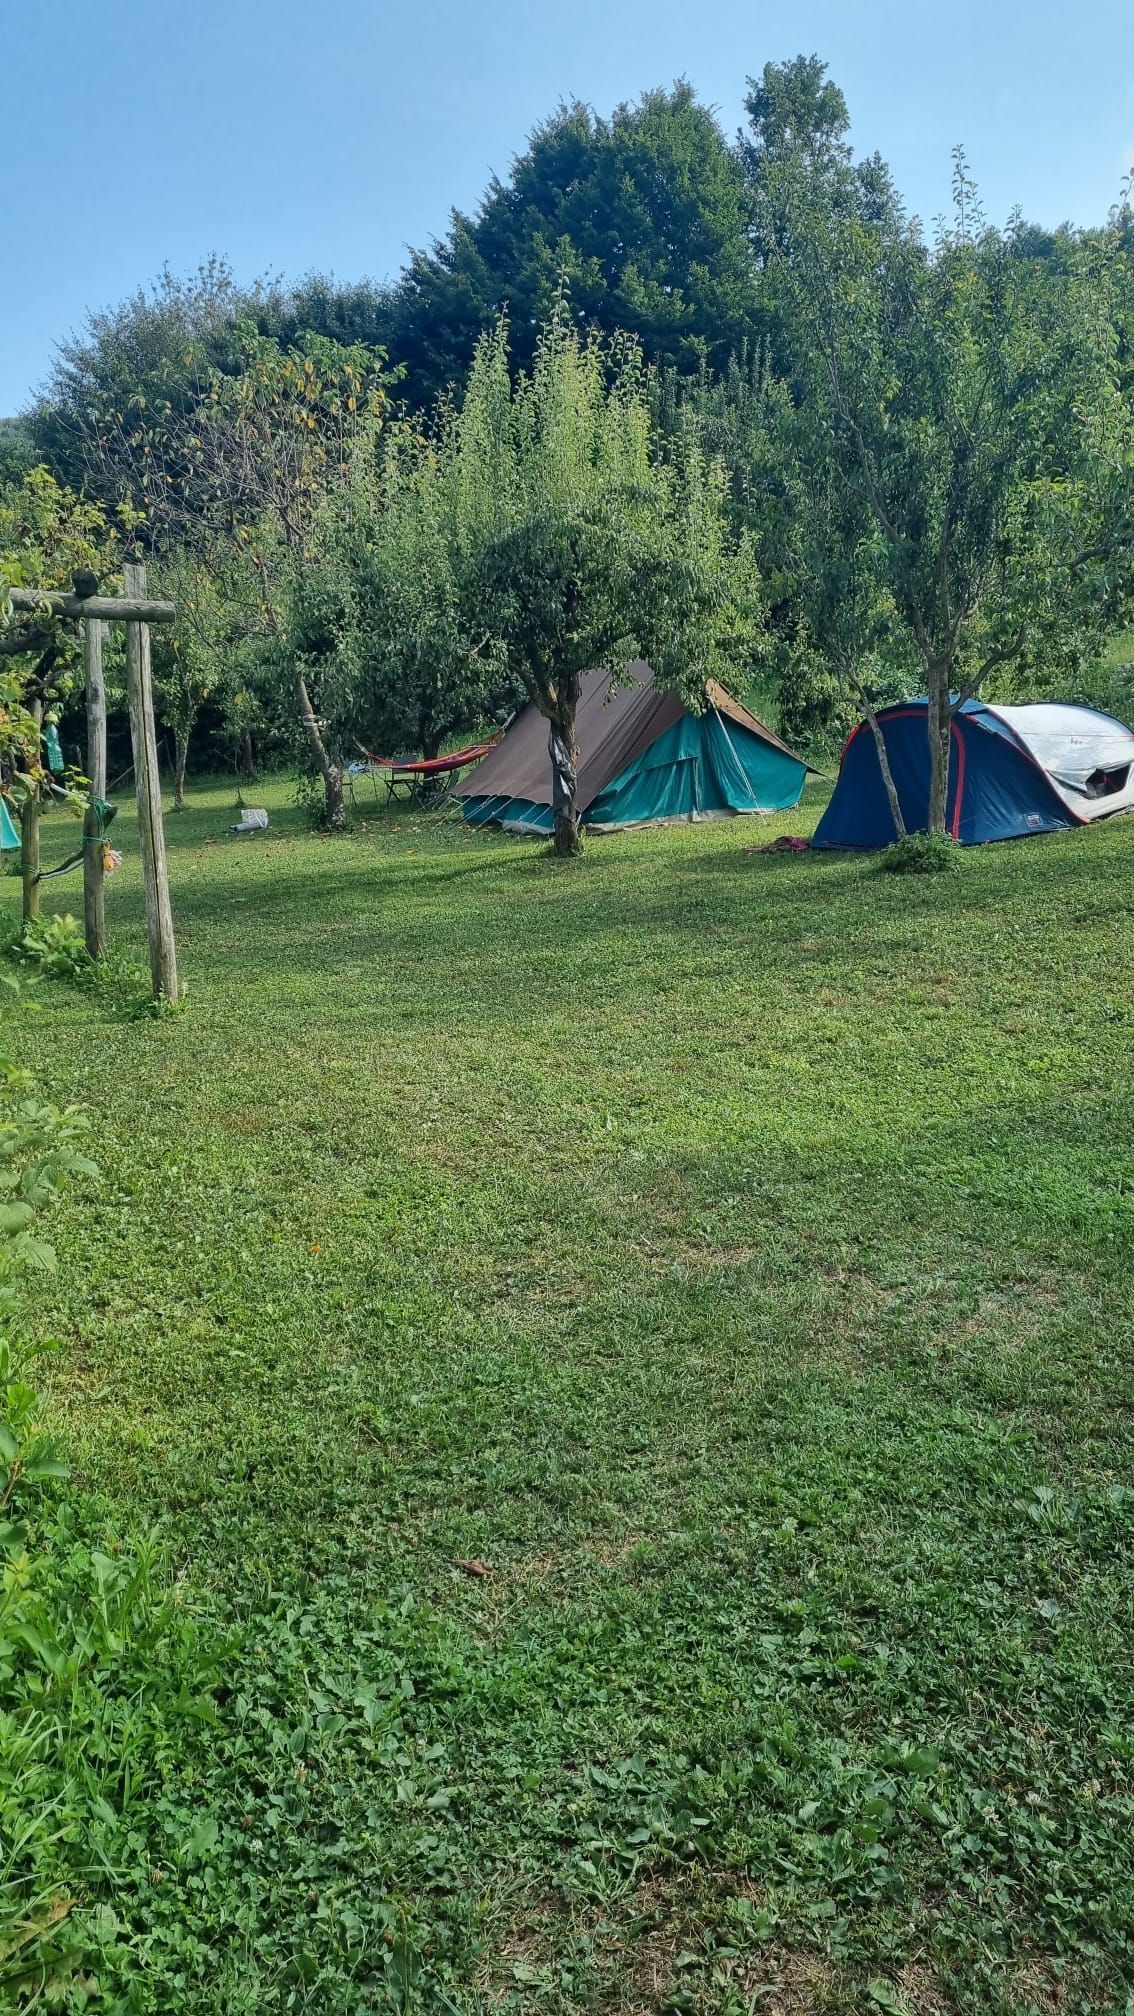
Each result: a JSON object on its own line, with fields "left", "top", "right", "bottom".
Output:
{"left": 455, "top": 663, "right": 807, "bottom": 835}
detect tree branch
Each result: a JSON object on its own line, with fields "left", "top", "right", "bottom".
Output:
{"left": 0, "top": 626, "right": 53, "bottom": 658}
{"left": 969, "top": 626, "right": 1027, "bottom": 692}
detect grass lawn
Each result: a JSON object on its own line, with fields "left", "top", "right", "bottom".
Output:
{"left": 7, "top": 775, "right": 1134, "bottom": 2014}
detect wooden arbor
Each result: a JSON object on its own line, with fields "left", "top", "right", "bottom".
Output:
{"left": 9, "top": 563, "right": 179, "bottom": 1004}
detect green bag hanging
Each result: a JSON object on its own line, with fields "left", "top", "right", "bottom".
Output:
{"left": 43, "top": 724, "right": 65, "bottom": 775}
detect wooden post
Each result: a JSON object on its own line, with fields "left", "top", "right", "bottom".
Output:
{"left": 20, "top": 696, "right": 43, "bottom": 929}
{"left": 83, "top": 618, "right": 107, "bottom": 959}
{"left": 123, "top": 563, "right": 178, "bottom": 1003}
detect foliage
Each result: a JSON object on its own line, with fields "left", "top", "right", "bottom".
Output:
{"left": 373, "top": 85, "right": 759, "bottom": 407}
{"left": 756, "top": 135, "right": 1134, "bottom": 830}
{"left": 9, "top": 779, "right": 1134, "bottom": 2011}
{"left": 342, "top": 411, "right": 524, "bottom": 760}
{"left": 0, "top": 466, "right": 115, "bottom": 622}
{"left": 0, "top": 1027, "right": 219, "bottom": 2008}
{"left": 741, "top": 53, "right": 853, "bottom": 174}
{"left": 0, "top": 470, "right": 119, "bottom": 921}
{"left": 10, "top": 914, "right": 98, "bottom": 986}
{"left": 0, "top": 1048, "right": 96, "bottom": 1292}
{"left": 26, "top": 259, "right": 263, "bottom": 504}
{"left": 26, "top": 259, "right": 390, "bottom": 509}
{"left": 0, "top": 464, "right": 117, "bottom": 771}
{"left": 0, "top": 423, "right": 35, "bottom": 493}
{"left": 101, "top": 325, "right": 391, "bottom": 827}
{"left": 150, "top": 552, "right": 247, "bottom": 808}
{"left": 876, "top": 831, "right": 959, "bottom": 875}
{"left": 0, "top": 670, "right": 43, "bottom": 816}
{"left": 458, "top": 308, "right": 762, "bottom": 850}
{"left": 1084, "top": 627, "right": 1134, "bottom": 716}
{"left": 99, "top": 323, "right": 388, "bottom": 560}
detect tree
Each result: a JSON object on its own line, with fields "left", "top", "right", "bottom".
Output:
{"left": 27, "top": 260, "right": 389, "bottom": 507}
{"left": 770, "top": 373, "right": 918, "bottom": 833}
{"left": 28, "top": 260, "right": 264, "bottom": 504}
{"left": 0, "top": 421, "right": 35, "bottom": 490}
{"left": 0, "top": 469, "right": 115, "bottom": 920}
{"left": 462, "top": 310, "right": 762, "bottom": 854}
{"left": 374, "top": 85, "right": 759, "bottom": 405}
{"left": 348, "top": 412, "right": 522, "bottom": 762}
{"left": 98, "top": 326, "right": 390, "bottom": 828}
{"left": 741, "top": 53, "right": 851, "bottom": 178}
{"left": 150, "top": 553, "right": 237, "bottom": 810}
{"left": 759, "top": 141, "right": 1134, "bottom": 834}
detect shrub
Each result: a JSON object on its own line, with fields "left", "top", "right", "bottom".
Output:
{"left": 10, "top": 916, "right": 97, "bottom": 987}
{"left": 876, "top": 831, "right": 958, "bottom": 875}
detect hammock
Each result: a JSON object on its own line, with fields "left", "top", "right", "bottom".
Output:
{"left": 362, "top": 736, "right": 501, "bottom": 778}
{"left": 356, "top": 737, "right": 501, "bottom": 804}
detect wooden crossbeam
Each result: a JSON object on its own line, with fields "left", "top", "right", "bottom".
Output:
{"left": 8, "top": 587, "right": 176, "bottom": 623}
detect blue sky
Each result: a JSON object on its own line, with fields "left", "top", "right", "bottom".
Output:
{"left": 5, "top": 0, "right": 1132, "bottom": 414}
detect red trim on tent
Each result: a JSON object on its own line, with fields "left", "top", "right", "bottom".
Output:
{"left": 850, "top": 702, "right": 1088, "bottom": 837}
{"left": 842, "top": 706, "right": 924, "bottom": 764}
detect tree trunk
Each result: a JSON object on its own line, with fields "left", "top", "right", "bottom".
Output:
{"left": 20, "top": 792, "right": 41, "bottom": 927}
{"left": 21, "top": 696, "right": 43, "bottom": 928}
{"left": 324, "top": 764, "right": 345, "bottom": 830}
{"left": 926, "top": 668, "right": 953, "bottom": 835}
{"left": 296, "top": 671, "right": 346, "bottom": 831}
{"left": 240, "top": 725, "right": 255, "bottom": 781}
{"left": 173, "top": 729, "right": 190, "bottom": 812}
{"left": 849, "top": 672, "right": 906, "bottom": 841}
{"left": 549, "top": 706, "right": 581, "bottom": 856}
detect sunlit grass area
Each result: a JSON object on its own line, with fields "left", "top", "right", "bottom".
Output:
{"left": 9, "top": 775, "right": 1134, "bottom": 2014}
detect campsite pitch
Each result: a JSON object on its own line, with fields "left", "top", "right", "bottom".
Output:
{"left": 10, "top": 778, "right": 1134, "bottom": 2015}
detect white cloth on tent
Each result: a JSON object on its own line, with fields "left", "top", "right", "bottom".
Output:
{"left": 985, "top": 704, "right": 1134, "bottom": 822}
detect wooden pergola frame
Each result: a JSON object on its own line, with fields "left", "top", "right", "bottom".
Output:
{"left": 9, "top": 561, "right": 179, "bottom": 1004}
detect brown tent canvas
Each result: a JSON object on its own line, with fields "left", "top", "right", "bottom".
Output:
{"left": 454, "top": 663, "right": 807, "bottom": 834}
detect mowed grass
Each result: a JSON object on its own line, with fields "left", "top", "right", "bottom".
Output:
{"left": 8, "top": 777, "right": 1134, "bottom": 2015}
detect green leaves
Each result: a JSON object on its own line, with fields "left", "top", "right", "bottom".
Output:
{"left": 339, "top": 307, "right": 761, "bottom": 790}
{"left": 754, "top": 128, "right": 1134, "bottom": 790}
{"left": 867, "top": 1979, "right": 911, "bottom": 2013}
{"left": 0, "top": 1065, "right": 227, "bottom": 2006}
{"left": 459, "top": 311, "right": 762, "bottom": 737}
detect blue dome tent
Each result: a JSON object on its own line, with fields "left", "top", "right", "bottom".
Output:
{"left": 812, "top": 699, "right": 1134, "bottom": 849}
{"left": 455, "top": 663, "right": 809, "bottom": 835}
